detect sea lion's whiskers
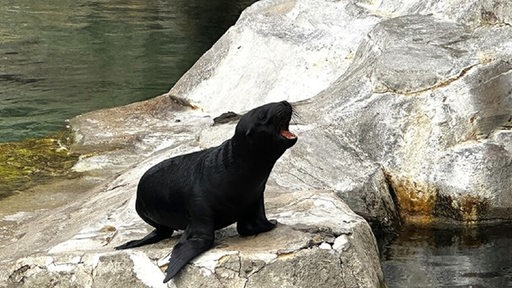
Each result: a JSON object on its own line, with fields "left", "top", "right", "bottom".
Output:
{"left": 291, "top": 109, "right": 303, "bottom": 125}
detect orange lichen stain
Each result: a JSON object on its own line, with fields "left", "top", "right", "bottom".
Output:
{"left": 384, "top": 172, "right": 437, "bottom": 225}
{"left": 385, "top": 170, "right": 491, "bottom": 224}
{"left": 459, "top": 195, "right": 489, "bottom": 223}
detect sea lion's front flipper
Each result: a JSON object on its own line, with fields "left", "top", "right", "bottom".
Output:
{"left": 237, "top": 195, "right": 277, "bottom": 236}
{"left": 163, "top": 232, "right": 214, "bottom": 283}
{"left": 115, "top": 228, "right": 173, "bottom": 250}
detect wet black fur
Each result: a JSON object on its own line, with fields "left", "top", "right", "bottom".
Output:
{"left": 115, "top": 101, "right": 297, "bottom": 282}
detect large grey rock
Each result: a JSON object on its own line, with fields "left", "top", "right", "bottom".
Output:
{"left": 1, "top": 142, "right": 383, "bottom": 287}
{"left": 1, "top": 89, "right": 383, "bottom": 287}
{"left": 169, "top": 0, "right": 381, "bottom": 115}
{"left": 271, "top": 126, "right": 399, "bottom": 229}
{"left": 309, "top": 14, "right": 512, "bottom": 224}
{"left": 69, "top": 95, "right": 210, "bottom": 178}
{"left": 169, "top": 0, "right": 403, "bottom": 229}
{"left": 169, "top": 0, "right": 512, "bottom": 225}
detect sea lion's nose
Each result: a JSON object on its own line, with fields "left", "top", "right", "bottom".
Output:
{"left": 280, "top": 101, "right": 291, "bottom": 108}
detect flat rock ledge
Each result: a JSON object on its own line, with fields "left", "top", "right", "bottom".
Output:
{"left": 0, "top": 105, "right": 383, "bottom": 287}
{"left": 2, "top": 186, "right": 383, "bottom": 288}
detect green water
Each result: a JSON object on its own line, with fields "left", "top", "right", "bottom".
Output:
{"left": 0, "top": 0, "right": 256, "bottom": 142}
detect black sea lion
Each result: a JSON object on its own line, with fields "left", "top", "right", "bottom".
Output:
{"left": 115, "top": 101, "right": 297, "bottom": 282}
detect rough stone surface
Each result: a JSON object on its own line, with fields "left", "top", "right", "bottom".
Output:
{"left": 170, "top": 0, "right": 512, "bottom": 225}
{"left": 169, "top": 0, "right": 382, "bottom": 115}
{"left": 0, "top": 154, "right": 383, "bottom": 287}
{"left": 306, "top": 14, "right": 512, "bottom": 224}
{"left": 69, "top": 95, "right": 209, "bottom": 177}
{"left": 0, "top": 96, "right": 383, "bottom": 287}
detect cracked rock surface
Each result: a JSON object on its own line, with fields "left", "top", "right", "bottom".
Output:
{"left": 1, "top": 160, "right": 383, "bottom": 287}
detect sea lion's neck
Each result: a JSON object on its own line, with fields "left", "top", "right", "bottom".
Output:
{"left": 229, "top": 136, "right": 280, "bottom": 169}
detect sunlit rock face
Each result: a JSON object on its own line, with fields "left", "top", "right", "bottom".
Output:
{"left": 306, "top": 14, "right": 512, "bottom": 224}
{"left": 171, "top": 0, "right": 512, "bottom": 225}
{"left": 169, "top": 0, "right": 381, "bottom": 115}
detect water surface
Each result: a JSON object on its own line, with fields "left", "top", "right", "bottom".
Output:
{"left": 379, "top": 224, "right": 512, "bottom": 288}
{"left": 0, "top": 0, "right": 256, "bottom": 142}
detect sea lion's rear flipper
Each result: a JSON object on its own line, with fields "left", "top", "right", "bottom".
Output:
{"left": 163, "top": 235, "right": 214, "bottom": 282}
{"left": 115, "top": 228, "right": 173, "bottom": 250}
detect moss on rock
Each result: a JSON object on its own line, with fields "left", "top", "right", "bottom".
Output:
{"left": 0, "top": 130, "right": 79, "bottom": 198}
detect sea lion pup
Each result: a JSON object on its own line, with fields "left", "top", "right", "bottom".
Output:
{"left": 115, "top": 101, "right": 298, "bottom": 282}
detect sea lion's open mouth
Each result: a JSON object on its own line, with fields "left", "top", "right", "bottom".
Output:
{"left": 278, "top": 117, "right": 297, "bottom": 140}
{"left": 276, "top": 102, "right": 297, "bottom": 141}
{"left": 280, "top": 129, "right": 297, "bottom": 140}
